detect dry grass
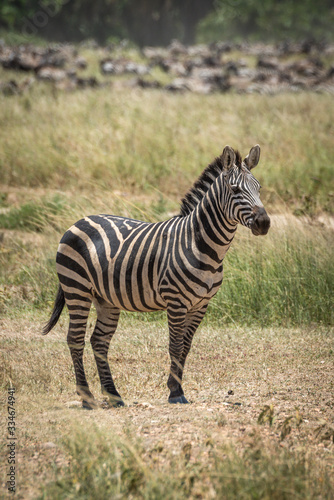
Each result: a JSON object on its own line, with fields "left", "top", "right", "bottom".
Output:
{"left": 0, "top": 316, "right": 333, "bottom": 498}
{"left": 1, "top": 86, "right": 333, "bottom": 214}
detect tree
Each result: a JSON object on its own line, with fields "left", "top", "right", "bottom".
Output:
{"left": 197, "top": 0, "right": 334, "bottom": 42}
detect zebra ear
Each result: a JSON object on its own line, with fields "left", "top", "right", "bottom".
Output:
{"left": 244, "top": 145, "right": 261, "bottom": 170}
{"left": 222, "top": 146, "right": 236, "bottom": 172}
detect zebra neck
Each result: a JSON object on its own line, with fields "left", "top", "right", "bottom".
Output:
{"left": 189, "top": 186, "right": 237, "bottom": 265}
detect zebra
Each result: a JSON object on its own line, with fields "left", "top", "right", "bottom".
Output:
{"left": 43, "top": 145, "right": 270, "bottom": 409}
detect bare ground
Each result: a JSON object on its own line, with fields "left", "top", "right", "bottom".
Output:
{"left": 0, "top": 316, "right": 333, "bottom": 498}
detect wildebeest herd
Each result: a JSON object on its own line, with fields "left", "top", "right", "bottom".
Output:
{"left": 1, "top": 38, "right": 334, "bottom": 95}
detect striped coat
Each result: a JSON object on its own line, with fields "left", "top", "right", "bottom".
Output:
{"left": 44, "top": 145, "right": 270, "bottom": 408}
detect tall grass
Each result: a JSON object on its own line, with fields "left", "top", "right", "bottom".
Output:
{"left": 210, "top": 215, "right": 334, "bottom": 326}
{"left": 1, "top": 88, "right": 333, "bottom": 214}
{"left": 0, "top": 198, "right": 333, "bottom": 326}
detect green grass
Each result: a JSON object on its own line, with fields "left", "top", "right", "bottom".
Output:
{"left": 0, "top": 194, "right": 67, "bottom": 231}
{"left": 1, "top": 87, "right": 333, "bottom": 214}
{"left": 0, "top": 28, "right": 48, "bottom": 46}
{"left": 0, "top": 83, "right": 333, "bottom": 326}
{"left": 210, "top": 216, "right": 334, "bottom": 326}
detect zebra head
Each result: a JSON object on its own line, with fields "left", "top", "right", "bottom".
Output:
{"left": 222, "top": 145, "right": 270, "bottom": 236}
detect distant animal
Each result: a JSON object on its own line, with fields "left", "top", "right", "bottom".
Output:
{"left": 43, "top": 145, "right": 270, "bottom": 409}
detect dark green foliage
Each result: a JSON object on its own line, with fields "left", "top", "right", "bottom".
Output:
{"left": 0, "top": 0, "right": 213, "bottom": 45}
{"left": 198, "top": 0, "right": 334, "bottom": 42}
{"left": 1, "top": 0, "right": 332, "bottom": 45}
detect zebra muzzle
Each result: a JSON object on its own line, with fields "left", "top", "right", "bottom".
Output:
{"left": 250, "top": 207, "right": 270, "bottom": 236}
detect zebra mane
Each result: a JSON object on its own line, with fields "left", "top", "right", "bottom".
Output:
{"left": 179, "top": 150, "right": 242, "bottom": 217}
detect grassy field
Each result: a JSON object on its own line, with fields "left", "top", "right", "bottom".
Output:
{"left": 1, "top": 88, "right": 333, "bottom": 214}
{"left": 0, "top": 69, "right": 334, "bottom": 498}
{"left": 0, "top": 319, "right": 333, "bottom": 498}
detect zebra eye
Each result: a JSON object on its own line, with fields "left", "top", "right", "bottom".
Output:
{"left": 231, "top": 185, "right": 241, "bottom": 194}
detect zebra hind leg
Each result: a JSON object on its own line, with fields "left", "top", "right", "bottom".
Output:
{"left": 91, "top": 300, "right": 124, "bottom": 408}
{"left": 66, "top": 297, "right": 97, "bottom": 410}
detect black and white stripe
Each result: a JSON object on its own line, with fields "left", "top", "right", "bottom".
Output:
{"left": 44, "top": 145, "right": 270, "bottom": 408}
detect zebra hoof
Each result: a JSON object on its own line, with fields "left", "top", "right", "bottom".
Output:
{"left": 101, "top": 387, "right": 125, "bottom": 408}
{"left": 168, "top": 395, "right": 189, "bottom": 404}
{"left": 82, "top": 399, "right": 98, "bottom": 410}
{"left": 105, "top": 395, "right": 125, "bottom": 408}
{"left": 77, "top": 386, "right": 97, "bottom": 410}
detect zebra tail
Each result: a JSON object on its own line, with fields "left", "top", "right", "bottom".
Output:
{"left": 42, "top": 284, "right": 65, "bottom": 335}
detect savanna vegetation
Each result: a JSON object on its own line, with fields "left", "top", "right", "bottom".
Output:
{"left": 1, "top": 85, "right": 333, "bottom": 325}
{"left": 0, "top": 40, "right": 333, "bottom": 498}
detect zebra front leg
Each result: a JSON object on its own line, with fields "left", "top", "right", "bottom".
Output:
{"left": 67, "top": 302, "right": 97, "bottom": 410}
{"left": 167, "top": 306, "right": 188, "bottom": 404}
{"left": 91, "top": 302, "right": 124, "bottom": 407}
{"left": 177, "top": 305, "right": 208, "bottom": 399}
